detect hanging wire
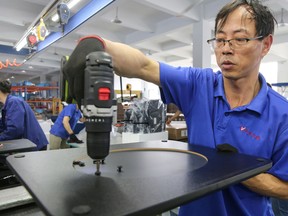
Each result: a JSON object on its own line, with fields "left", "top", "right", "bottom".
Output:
{"left": 0, "top": 59, "right": 22, "bottom": 70}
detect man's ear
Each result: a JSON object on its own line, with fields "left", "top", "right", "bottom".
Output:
{"left": 261, "top": 34, "right": 273, "bottom": 58}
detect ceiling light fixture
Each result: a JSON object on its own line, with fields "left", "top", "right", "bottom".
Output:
{"left": 278, "top": 8, "right": 288, "bottom": 27}
{"left": 111, "top": 7, "right": 122, "bottom": 24}
{"left": 145, "top": 50, "right": 152, "bottom": 56}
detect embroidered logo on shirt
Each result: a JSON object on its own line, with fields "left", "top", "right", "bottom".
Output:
{"left": 240, "top": 126, "right": 260, "bottom": 140}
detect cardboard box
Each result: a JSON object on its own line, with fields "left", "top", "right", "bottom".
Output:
{"left": 117, "top": 103, "right": 125, "bottom": 122}
{"left": 166, "top": 122, "right": 187, "bottom": 140}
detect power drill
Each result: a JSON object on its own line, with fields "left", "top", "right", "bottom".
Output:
{"left": 82, "top": 51, "right": 115, "bottom": 175}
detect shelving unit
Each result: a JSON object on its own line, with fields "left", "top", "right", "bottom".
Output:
{"left": 11, "top": 86, "right": 59, "bottom": 100}
{"left": 11, "top": 85, "right": 61, "bottom": 115}
{"left": 115, "top": 90, "right": 142, "bottom": 101}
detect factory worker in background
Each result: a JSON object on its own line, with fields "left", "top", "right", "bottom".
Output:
{"left": 0, "top": 80, "right": 48, "bottom": 150}
{"left": 49, "top": 103, "right": 85, "bottom": 150}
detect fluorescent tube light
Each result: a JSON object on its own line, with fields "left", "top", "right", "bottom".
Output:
{"left": 15, "top": 37, "right": 28, "bottom": 51}
{"left": 67, "top": 0, "right": 81, "bottom": 9}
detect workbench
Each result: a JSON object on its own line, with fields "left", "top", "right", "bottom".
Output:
{"left": 0, "top": 139, "right": 37, "bottom": 154}
{"left": 6, "top": 140, "right": 271, "bottom": 216}
{"left": 0, "top": 139, "right": 37, "bottom": 212}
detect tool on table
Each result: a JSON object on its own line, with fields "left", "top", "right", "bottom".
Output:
{"left": 82, "top": 51, "right": 115, "bottom": 175}
{"left": 62, "top": 36, "right": 116, "bottom": 175}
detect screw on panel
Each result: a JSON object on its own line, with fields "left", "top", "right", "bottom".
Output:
{"left": 14, "top": 154, "right": 25, "bottom": 158}
{"left": 117, "top": 165, "right": 123, "bottom": 173}
{"left": 72, "top": 205, "right": 91, "bottom": 215}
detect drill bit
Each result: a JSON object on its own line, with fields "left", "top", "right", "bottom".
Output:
{"left": 95, "top": 159, "right": 101, "bottom": 176}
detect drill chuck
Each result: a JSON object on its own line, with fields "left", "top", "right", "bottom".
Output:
{"left": 85, "top": 117, "right": 112, "bottom": 159}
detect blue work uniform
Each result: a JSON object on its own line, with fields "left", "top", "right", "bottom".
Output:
{"left": 50, "top": 104, "right": 82, "bottom": 139}
{"left": 159, "top": 63, "right": 288, "bottom": 216}
{"left": 0, "top": 95, "right": 48, "bottom": 150}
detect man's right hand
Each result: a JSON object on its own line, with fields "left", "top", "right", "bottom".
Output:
{"left": 62, "top": 36, "right": 106, "bottom": 106}
{"left": 166, "top": 118, "right": 172, "bottom": 125}
{"left": 68, "top": 133, "right": 83, "bottom": 144}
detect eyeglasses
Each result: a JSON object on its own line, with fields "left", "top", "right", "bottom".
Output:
{"left": 207, "top": 36, "right": 263, "bottom": 50}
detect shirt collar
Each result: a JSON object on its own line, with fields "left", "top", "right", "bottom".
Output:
{"left": 214, "top": 71, "right": 224, "bottom": 98}
{"left": 3, "top": 94, "right": 11, "bottom": 110}
{"left": 214, "top": 72, "right": 268, "bottom": 114}
{"left": 248, "top": 73, "right": 268, "bottom": 114}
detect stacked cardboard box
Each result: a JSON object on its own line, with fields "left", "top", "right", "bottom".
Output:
{"left": 166, "top": 121, "right": 187, "bottom": 140}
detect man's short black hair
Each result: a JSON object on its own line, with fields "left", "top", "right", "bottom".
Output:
{"left": 215, "top": 0, "right": 277, "bottom": 38}
{"left": 0, "top": 80, "right": 11, "bottom": 93}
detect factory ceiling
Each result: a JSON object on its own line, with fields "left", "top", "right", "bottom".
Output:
{"left": 0, "top": 0, "right": 287, "bottom": 83}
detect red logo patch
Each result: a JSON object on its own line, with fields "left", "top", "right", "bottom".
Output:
{"left": 240, "top": 126, "right": 260, "bottom": 140}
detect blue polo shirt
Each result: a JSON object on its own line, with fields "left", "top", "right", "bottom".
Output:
{"left": 160, "top": 62, "right": 288, "bottom": 216}
{"left": 50, "top": 104, "right": 82, "bottom": 139}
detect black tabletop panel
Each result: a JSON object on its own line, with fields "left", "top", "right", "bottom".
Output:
{"left": 0, "top": 139, "right": 36, "bottom": 154}
{"left": 6, "top": 140, "right": 272, "bottom": 216}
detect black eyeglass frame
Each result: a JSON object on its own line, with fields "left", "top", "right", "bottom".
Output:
{"left": 207, "top": 35, "right": 264, "bottom": 49}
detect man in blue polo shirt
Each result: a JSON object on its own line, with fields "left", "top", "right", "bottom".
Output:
{"left": 63, "top": 0, "right": 288, "bottom": 215}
